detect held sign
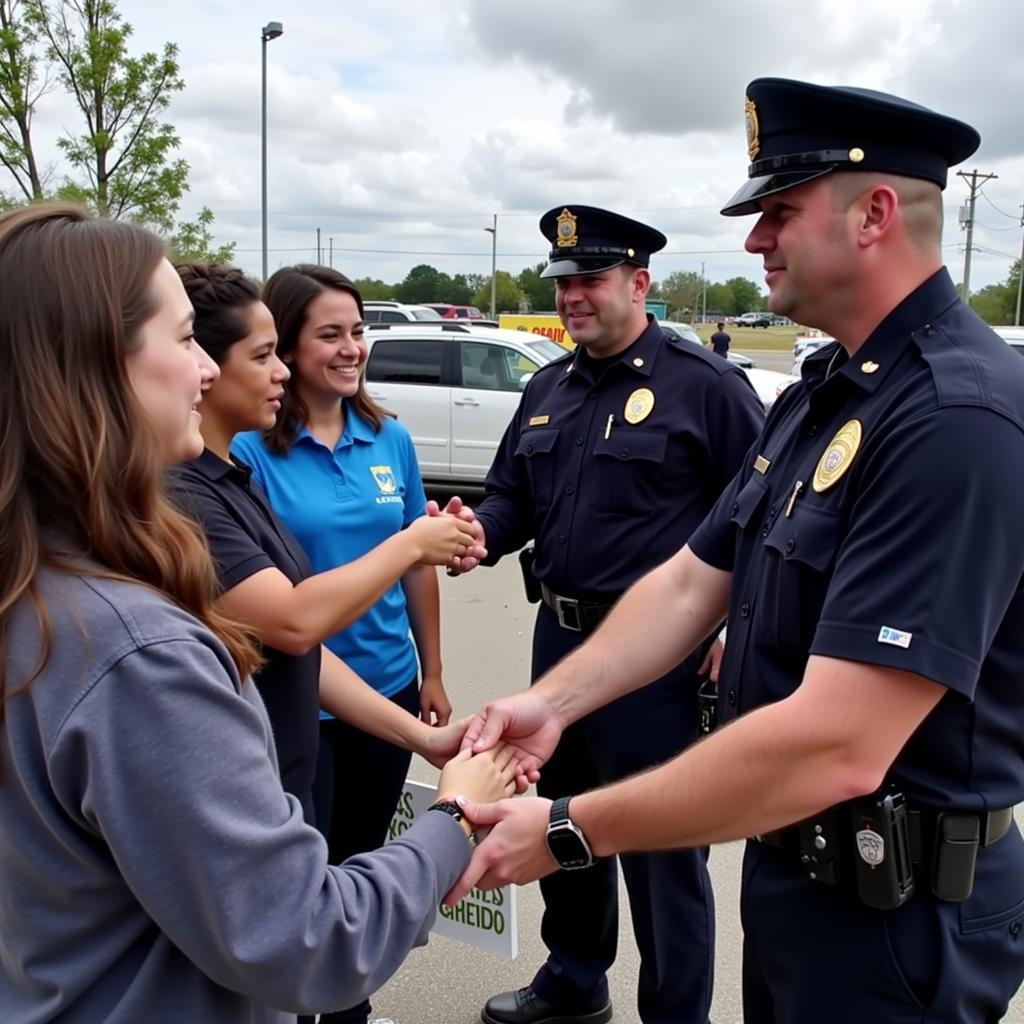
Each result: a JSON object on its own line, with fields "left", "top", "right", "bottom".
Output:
{"left": 388, "top": 779, "right": 518, "bottom": 958}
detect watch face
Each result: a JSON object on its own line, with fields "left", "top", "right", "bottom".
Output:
{"left": 547, "top": 825, "right": 592, "bottom": 869}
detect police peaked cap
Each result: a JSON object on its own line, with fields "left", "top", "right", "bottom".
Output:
{"left": 721, "top": 77, "right": 981, "bottom": 216}
{"left": 539, "top": 205, "right": 667, "bottom": 279}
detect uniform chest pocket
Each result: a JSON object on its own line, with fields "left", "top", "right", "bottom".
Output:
{"left": 759, "top": 504, "right": 843, "bottom": 652}
{"left": 591, "top": 429, "right": 668, "bottom": 515}
{"left": 515, "top": 427, "right": 559, "bottom": 508}
{"left": 729, "top": 474, "right": 770, "bottom": 530}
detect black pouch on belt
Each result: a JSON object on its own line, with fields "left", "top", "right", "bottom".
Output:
{"left": 932, "top": 812, "right": 980, "bottom": 902}
{"left": 697, "top": 676, "right": 718, "bottom": 735}
{"left": 850, "top": 790, "right": 915, "bottom": 910}
{"left": 518, "top": 546, "right": 542, "bottom": 603}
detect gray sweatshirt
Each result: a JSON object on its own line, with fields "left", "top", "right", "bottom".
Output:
{"left": 0, "top": 567, "right": 470, "bottom": 1023}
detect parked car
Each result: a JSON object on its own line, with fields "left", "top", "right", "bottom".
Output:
{"left": 744, "top": 367, "right": 800, "bottom": 411}
{"left": 733, "top": 311, "right": 773, "bottom": 328}
{"left": 363, "top": 322, "right": 564, "bottom": 482}
{"left": 792, "top": 332, "right": 836, "bottom": 373}
{"left": 993, "top": 325, "right": 1024, "bottom": 355}
{"left": 363, "top": 300, "right": 443, "bottom": 323}
{"left": 422, "top": 302, "right": 485, "bottom": 320}
{"left": 658, "top": 320, "right": 757, "bottom": 368}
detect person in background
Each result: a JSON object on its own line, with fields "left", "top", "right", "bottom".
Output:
{"left": 709, "top": 320, "right": 731, "bottom": 358}
{"left": 0, "top": 203, "right": 516, "bottom": 1024}
{"left": 232, "top": 265, "right": 475, "bottom": 1024}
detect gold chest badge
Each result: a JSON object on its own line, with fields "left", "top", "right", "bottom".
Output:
{"left": 812, "top": 420, "right": 862, "bottom": 493}
{"left": 624, "top": 387, "right": 655, "bottom": 424}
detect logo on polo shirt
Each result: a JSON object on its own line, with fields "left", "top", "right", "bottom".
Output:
{"left": 370, "top": 466, "right": 397, "bottom": 494}
{"left": 877, "top": 626, "right": 912, "bottom": 649}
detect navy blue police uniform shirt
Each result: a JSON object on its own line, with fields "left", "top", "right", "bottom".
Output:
{"left": 689, "top": 269, "right": 1024, "bottom": 810}
{"left": 169, "top": 449, "right": 321, "bottom": 811}
{"left": 477, "top": 317, "right": 765, "bottom": 597}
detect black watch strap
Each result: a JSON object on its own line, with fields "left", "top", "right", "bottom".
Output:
{"left": 546, "top": 796, "right": 595, "bottom": 870}
{"left": 428, "top": 799, "right": 464, "bottom": 823}
{"left": 549, "top": 796, "right": 573, "bottom": 827}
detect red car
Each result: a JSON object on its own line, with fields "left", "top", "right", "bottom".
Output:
{"left": 423, "top": 303, "right": 484, "bottom": 320}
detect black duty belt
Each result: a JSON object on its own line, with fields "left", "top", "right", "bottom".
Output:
{"left": 539, "top": 583, "right": 618, "bottom": 634}
{"left": 757, "top": 797, "right": 1016, "bottom": 907}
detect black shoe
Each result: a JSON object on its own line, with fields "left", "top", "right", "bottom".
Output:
{"left": 482, "top": 985, "right": 612, "bottom": 1024}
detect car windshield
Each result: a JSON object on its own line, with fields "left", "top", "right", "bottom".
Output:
{"left": 527, "top": 339, "right": 567, "bottom": 362}
{"left": 411, "top": 308, "right": 443, "bottom": 320}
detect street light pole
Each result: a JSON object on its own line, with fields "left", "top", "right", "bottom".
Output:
{"left": 484, "top": 214, "right": 497, "bottom": 317}
{"left": 261, "top": 21, "right": 283, "bottom": 282}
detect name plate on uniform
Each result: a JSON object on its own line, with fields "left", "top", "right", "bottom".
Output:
{"left": 388, "top": 779, "right": 518, "bottom": 958}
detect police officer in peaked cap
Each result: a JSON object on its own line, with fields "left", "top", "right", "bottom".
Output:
{"left": 452, "top": 204, "right": 764, "bottom": 1024}
{"left": 452, "top": 79, "right": 1024, "bottom": 1023}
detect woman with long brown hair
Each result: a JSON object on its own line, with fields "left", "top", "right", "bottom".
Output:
{"left": 0, "top": 205, "right": 515, "bottom": 1023}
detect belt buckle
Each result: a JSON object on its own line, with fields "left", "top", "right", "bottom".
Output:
{"left": 554, "top": 595, "right": 583, "bottom": 632}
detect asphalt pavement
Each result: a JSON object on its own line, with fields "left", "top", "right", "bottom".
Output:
{"left": 371, "top": 555, "right": 1024, "bottom": 1023}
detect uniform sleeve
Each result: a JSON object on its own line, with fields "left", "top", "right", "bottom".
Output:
{"left": 171, "top": 480, "right": 276, "bottom": 592}
{"left": 702, "top": 367, "right": 766, "bottom": 492}
{"left": 812, "top": 407, "right": 1024, "bottom": 698}
{"left": 687, "top": 458, "right": 753, "bottom": 572}
{"left": 474, "top": 391, "right": 537, "bottom": 561}
{"left": 50, "top": 638, "right": 471, "bottom": 1016}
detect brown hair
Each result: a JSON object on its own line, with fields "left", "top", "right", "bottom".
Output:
{"left": 261, "top": 264, "right": 390, "bottom": 453}
{"left": 0, "top": 205, "right": 260, "bottom": 714}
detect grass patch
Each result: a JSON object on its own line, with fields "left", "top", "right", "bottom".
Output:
{"left": 693, "top": 324, "right": 798, "bottom": 351}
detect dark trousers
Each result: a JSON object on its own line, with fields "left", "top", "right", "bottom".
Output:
{"left": 310, "top": 677, "right": 419, "bottom": 1024}
{"left": 529, "top": 604, "right": 715, "bottom": 1024}
{"left": 741, "top": 826, "right": 1024, "bottom": 1023}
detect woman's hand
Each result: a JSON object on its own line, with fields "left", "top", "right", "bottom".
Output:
{"left": 418, "top": 716, "right": 471, "bottom": 768}
{"left": 437, "top": 745, "right": 517, "bottom": 806}
{"left": 405, "top": 513, "right": 477, "bottom": 566}
{"left": 419, "top": 672, "right": 452, "bottom": 726}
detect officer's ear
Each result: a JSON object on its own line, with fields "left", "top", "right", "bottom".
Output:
{"left": 852, "top": 183, "right": 900, "bottom": 250}
{"left": 629, "top": 266, "right": 651, "bottom": 304}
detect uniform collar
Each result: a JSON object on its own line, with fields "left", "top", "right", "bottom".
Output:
{"left": 804, "top": 268, "right": 959, "bottom": 395}
{"left": 561, "top": 316, "right": 663, "bottom": 386}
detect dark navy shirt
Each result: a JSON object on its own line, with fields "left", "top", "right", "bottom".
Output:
{"left": 690, "top": 269, "right": 1024, "bottom": 810}
{"left": 169, "top": 449, "right": 321, "bottom": 814}
{"left": 710, "top": 330, "right": 731, "bottom": 357}
{"left": 477, "top": 317, "right": 765, "bottom": 597}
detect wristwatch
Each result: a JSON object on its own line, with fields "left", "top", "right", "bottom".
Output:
{"left": 546, "top": 796, "right": 595, "bottom": 870}
{"left": 428, "top": 799, "right": 474, "bottom": 841}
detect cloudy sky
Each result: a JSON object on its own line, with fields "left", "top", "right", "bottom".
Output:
{"left": 33, "top": 0, "right": 1024, "bottom": 295}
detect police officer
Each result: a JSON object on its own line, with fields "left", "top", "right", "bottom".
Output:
{"left": 453, "top": 80, "right": 1024, "bottom": 1023}
{"left": 462, "top": 206, "right": 764, "bottom": 1024}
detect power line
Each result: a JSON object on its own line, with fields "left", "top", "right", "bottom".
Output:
{"left": 979, "top": 189, "right": 1019, "bottom": 220}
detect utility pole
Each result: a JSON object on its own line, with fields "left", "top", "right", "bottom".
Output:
{"left": 484, "top": 214, "right": 497, "bottom": 318}
{"left": 1015, "top": 201, "right": 1023, "bottom": 327}
{"left": 700, "top": 260, "right": 707, "bottom": 323}
{"left": 329, "top": 236, "right": 334, "bottom": 269}
{"left": 957, "top": 169, "right": 998, "bottom": 303}
{"left": 316, "top": 227, "right": 322, "bottom": 265}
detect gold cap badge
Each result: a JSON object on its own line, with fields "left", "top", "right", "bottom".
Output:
{"left": 848, "top": 147, "right": 865, "bottom": 163}
{"left": 624, "top": 387, "right": 655, "bottom": 424}
{"left": 812, "top": 420, "right": 862, "bottom": 493}
{"left": 556, "top": 208, "right": 578, "bottom": 248}
{"left": 745, "top": 97, "right": 760, "bottom": 161}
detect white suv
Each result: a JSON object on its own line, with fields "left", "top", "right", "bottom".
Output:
{"left": 363, "top": 301, "right": 443, "bottom": 323}
{"left": 364, "top": 323, "right": 565, "bottom": 482}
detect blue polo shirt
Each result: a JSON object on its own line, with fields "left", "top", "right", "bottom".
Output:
{"left": 232, "top": 408, "right": 426, "bottom": 708}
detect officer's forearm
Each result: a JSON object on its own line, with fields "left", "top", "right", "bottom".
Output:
{"left": 535, "top": 545, "right": 731, "bottom": 727}
{"left": 570, "top": 656, "right": 945, "bottom": 854}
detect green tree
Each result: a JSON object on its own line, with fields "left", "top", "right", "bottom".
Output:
{"left": 725, "top": 276, "right": 764, "bottom": 314}
{"left": 448, "top": 273, "right": 475, "bottom": 305}
{"left": 658, "top": 270, "right": 703, "bottom": 320}
{"left": 352, "top": 277, "right": 394, "bottom": 301}
{"left": 395, "top": 263, "right": 450, "bottom": 304}
{"left": 168, "top": 206, "right": 234, "bottom": 264}
{"left": 703, "top": 282, "right": 732, "bottom": 318}
{"left": 29, "top": 0, "right": 188, "bottom": 232}
{"left": 472, "top": 269, "right": 522, "bottom": 314}
{"left": 516, "top": 262, "right": 554, "bottom": 312}
{"left": 969, "top": 260, "right": 1021, "bottom": 325}
{"left": 0, "top": 0, "right": 48, "bottom": 203}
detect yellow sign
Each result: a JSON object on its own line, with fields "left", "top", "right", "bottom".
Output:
{"left": 498, "top": 314, "right": 574, "bottom": 349}
{"left": 812, "top": 420, "right": 862, "bottom": 493}
{"left": 624, "top": 388, "right": 655, "bottom": 424}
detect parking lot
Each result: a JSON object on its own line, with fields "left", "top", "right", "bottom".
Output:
{"left": 373, "top": 553, "right": 1024, "bottom": 1023}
